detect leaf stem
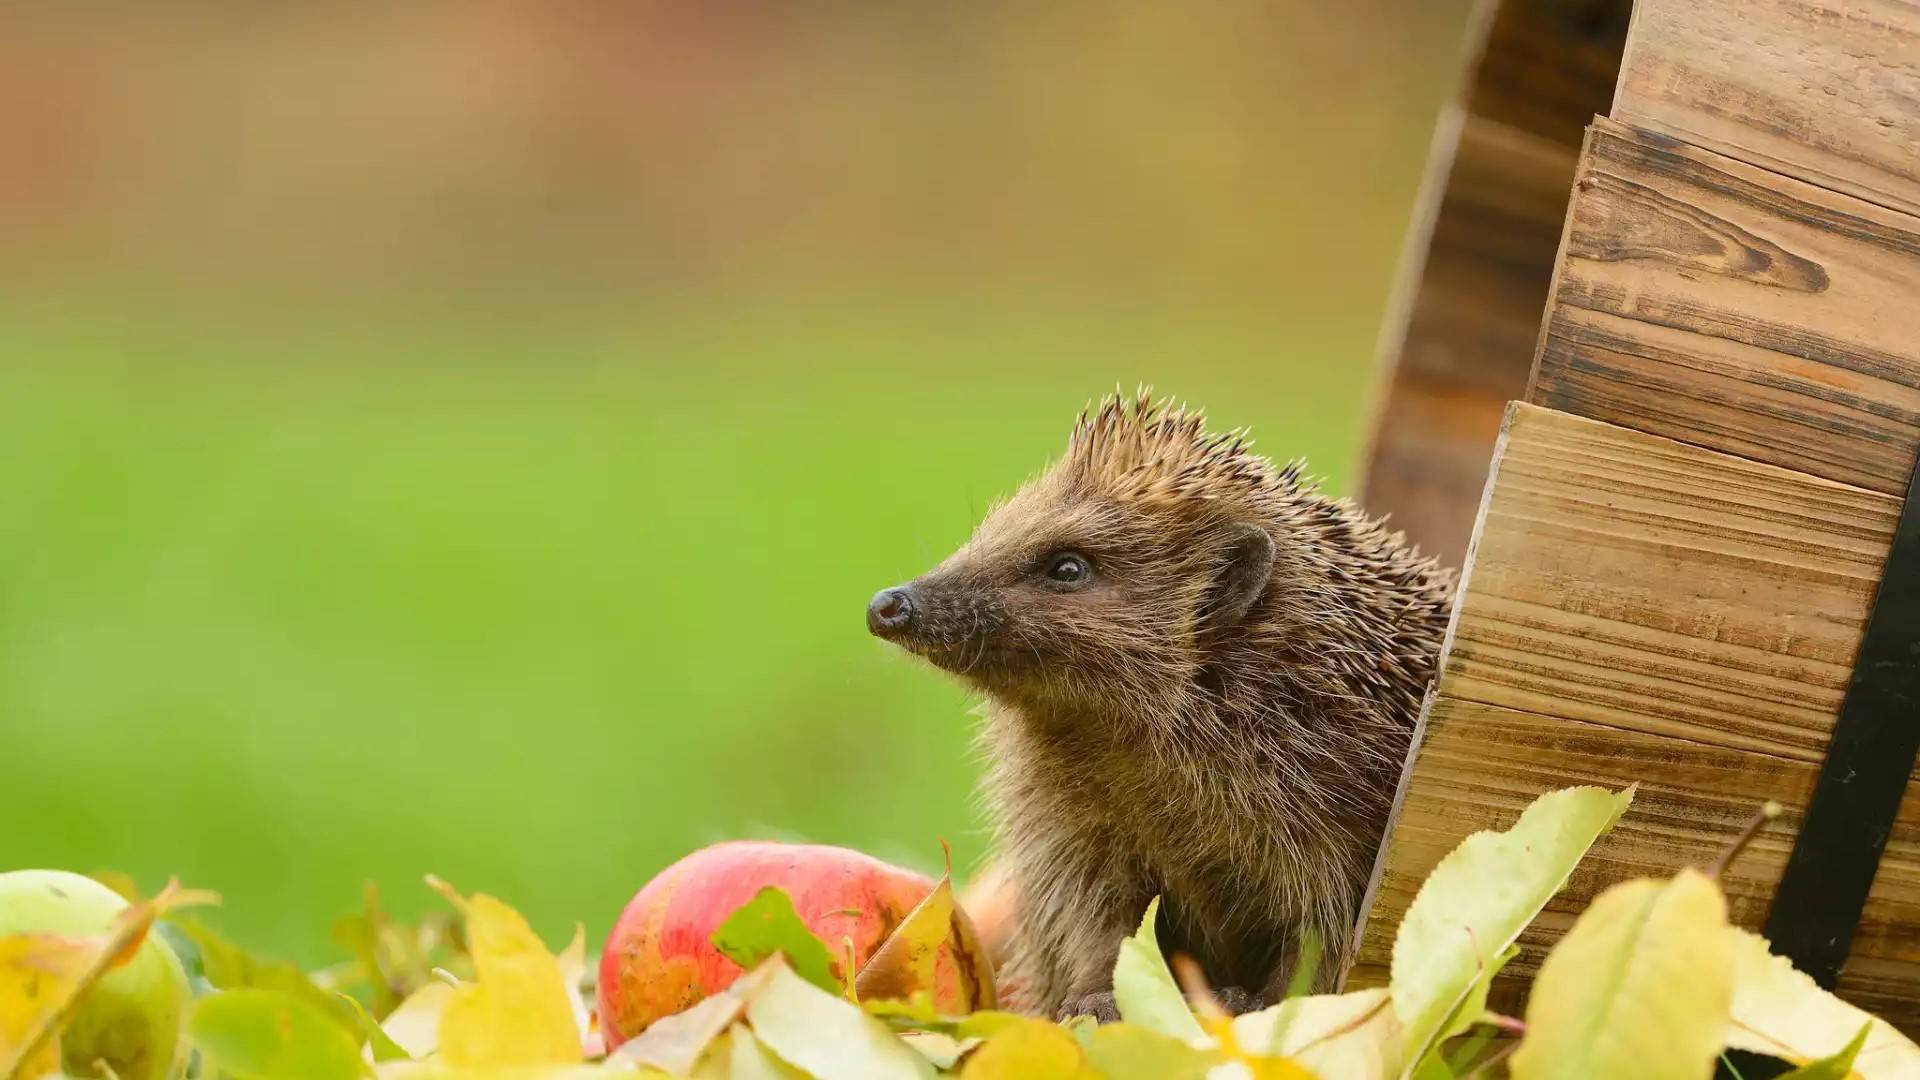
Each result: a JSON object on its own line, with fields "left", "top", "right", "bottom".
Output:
{"left": 1707, "top": 801, "right": 1784, "bottom": 879}
{"left": 1486, "top": 1012, "right": 1526, "bottom": 1036}
{"left": 1169, "top": 953, "right": 1226, "bottom": 1022}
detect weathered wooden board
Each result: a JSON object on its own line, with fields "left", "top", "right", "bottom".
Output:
{"left": 1446, "top": 402, "right": 1898, "bottom": 761}
{"left": 1469, "top": 0, "right": 1633, "bottom": 146}
{"left": 1348, "top": 404, "right": 1920, "bottom": 1032}
{"left": 1362, "top": 116, "right": 1579, "bottom": 568}
{"left": 1359, "top": 0, "right": 1630, "bottom": 568}
{"left": 1530, "top": 119, "right": 1920, "bottom": 495}
{"left": 1613, "top": 0, "right": 1920, "bottom": 218}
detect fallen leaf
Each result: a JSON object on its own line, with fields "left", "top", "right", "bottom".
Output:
{"left": 900, "top": 1030, "right": 976, "bottom": 1070}
{"left": 428, "top": 879, "right": 581, "bottom": 1067}
{"left": 1392, "top": 785, "right": 1633, "bottom": 1068}
{"left": 1777, "top": 1022, "right": 1873, "bottom": 1080}
{"left": 337, "top": 992, "right": 412, "bottom": 1063}
{"left": 1082, "top": 1023, "right": 1214, "bottom": 1080}
{"left": 1231, "top": 987, "right": 1405, "bottom": 1079}
{"left": 1405, "top": 943, "right": 1514, "bottom": 1078}
{"left": 381, "top": 982, "right": 454, "bottom": 1060}
{"left": 722, "top": 1023, "right": 807, "bottom": 1079}
{"left": 331, "top": 890, "right": 397, "bottom": 1018}
{"left": 1509, "top": 868, "right": 1730, "bottom": 1080}
{"left": 960, "top": 1017, "right": 1099, "bottom": 1079}
{"left": 86, "top": 872, "right": 142, "bottom": 904}
{"left": 862, "top": 995, "right": 1026, "bottom": 1042}
{"left": 555, "top": 923, "right": 595, "bottom": 1053}
{"left": 608, "top": 991, "right": 744, "bottom": 1074}
{"left": 0, "top": 931, "right": 93, "bottom": 1079}
{"left": 710, "top": 887, "right": 841, "bottom": 996}
{"left": 332, "top": 884, "right": 468, "bottom": 1017}
{"left": 374, "top": 1065, "right": 662, "bottom": 1080}
{"left": 856, "top": 873, "right": 994, "bottom": 1011}
{"left": 188, "top": 988, "right": 367, "bottom": 1080}
{"left": 173, "top": 917, "right": 360, "bottom": 1031}
{"left": 1112, "top": 897, "right": 1206, "bottom": 1043}
{"left": 1724, "top": 927, "right": 1920, "bottom": 1079}
{"left": 734, "top": 957, "right": 933, "bottom": 1080}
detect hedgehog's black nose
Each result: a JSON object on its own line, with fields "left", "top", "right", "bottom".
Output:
{"left": 867, "top": 586, "right": 915, "bottom": 636}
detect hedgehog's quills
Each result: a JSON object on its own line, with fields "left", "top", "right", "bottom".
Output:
{"left": 867, "top": 389, "right": 1455, "bottom": 1018}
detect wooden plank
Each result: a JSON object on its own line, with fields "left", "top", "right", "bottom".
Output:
{"left": 1530, "top": 119, "right": 1920, "bottom": 495}
{"left": 1350, "top": 404, "right": 1920, "bottom": 1032}
{"left": 1359, "top": 0, "right": 1630, "bottom": 568}
{"left": 1613, "top": 0, "right": 1920, "bottom": 218}
{"left": 1362, "top": 116, "right": 1580, "bottom": 567}
{"left": 1444, "top": 403, "right": 1898, "bottom": 762}
{"left": 1469, "top": 0, "right": 1633, "bottom": 146}
{"left": 1348, "top": 697, "right": 1920, "bottom": 1034}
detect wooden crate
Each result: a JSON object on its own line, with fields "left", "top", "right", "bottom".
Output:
{"left": 1350, "top": 0, "right": 1920, "bottom": 1034}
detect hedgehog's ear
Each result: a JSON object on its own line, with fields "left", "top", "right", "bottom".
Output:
{"left": 1206, "top": 522, "right": 1274, "bottom": 631}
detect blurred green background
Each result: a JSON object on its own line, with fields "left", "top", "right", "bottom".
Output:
{"left": 1, "top": 1, "right": 1473, "bottom": 962}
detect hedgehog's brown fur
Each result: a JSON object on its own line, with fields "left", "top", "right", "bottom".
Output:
{"left": 870, "top": 390, "right": 1454, "bottom": 1017}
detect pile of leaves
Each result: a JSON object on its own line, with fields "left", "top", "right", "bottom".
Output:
{"left": 6, "top": 784, "right": 1919, "bottom": 1079}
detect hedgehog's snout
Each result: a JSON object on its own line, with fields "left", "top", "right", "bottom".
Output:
{"left": 867, "top": 585, "right": 916, "bottom": 637}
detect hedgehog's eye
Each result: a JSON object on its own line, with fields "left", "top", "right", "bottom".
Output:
{"left": 1044, "top": 552, "right": 1092, "bottom": 587}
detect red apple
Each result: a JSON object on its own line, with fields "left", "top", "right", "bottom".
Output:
{"left": 598, "top": 841, "right": 991, "bottom": 1046}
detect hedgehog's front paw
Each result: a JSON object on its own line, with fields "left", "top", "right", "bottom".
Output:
{"left": 1056, "top": 990, "right": 1122, "bottom": 1024}
{"left": 1208, "top": 985, "right": 1265, "bottom": 1016}
{"left": 1057, "top": 986, "right": 1264, "bottom": 1023}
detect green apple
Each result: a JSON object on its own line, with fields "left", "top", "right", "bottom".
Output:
{"left": 0, "top": 869, "right": 189, "bottom": 1080}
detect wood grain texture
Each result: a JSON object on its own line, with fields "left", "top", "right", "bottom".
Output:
{"left": 1360, "top": 0, "right": 1629, "bottom": 568}
{"left": 1447, "top": 403, "right": 1897, "bottom": 760}
{"left": 1350, "top": 405, "right": 1919, "bottom": 1032}
{"left": 1613, "top": 0, "right": 1920, "bottom": 218}
{"left": 1531, "top": 119, "right": 1920, "bottom": 495}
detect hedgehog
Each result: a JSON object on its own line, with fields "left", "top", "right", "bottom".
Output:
{"left": 865, "top": 389, "right": 1455, "bottom": 1019}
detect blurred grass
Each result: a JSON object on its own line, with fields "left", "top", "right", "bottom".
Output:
{"left": 0, "top": 297, "right": 1376, "bottom": 962}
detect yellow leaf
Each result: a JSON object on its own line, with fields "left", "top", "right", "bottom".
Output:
{"left": 899, "top": 1030, "right": 975, "bottom": 1070}
{"left": 0, "top": 933, "right": 89, "bottom": 1079}
{"left": 1509, "top": 868, "right": 1730, "bottom": 1080}
{"left": 1724, "top": 927, "right": 1920, "bottom": 1079}
{"left": 960, "top": 1018, "right": 1099, "bottom": 1079}
{"left": 428, "top": 880, "right": 580, "bottom": 1067}
{"left": 555, "top": 923, "right": 595, "bottom": 1056}
{"left": 381, "top": 982, "right": 454, "bottom": 1060}
{"left": 1230, "top": 987, "right": 1405, "bottom": 1080}
{"left": 1079, "top": 1023, "right": 1215, "bottom": 1080}
{"left": 854, "top": 872, "right": 996, "bottom": 1012}
{"left": 1197, "top": 1019, "right": 1314, "bottom": 1080}
{"left": 375, "top": 1065, "right": 666, "bottom": 1079}
{"left": 855, "top": 876, "right": 955, "bottom": 1004}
